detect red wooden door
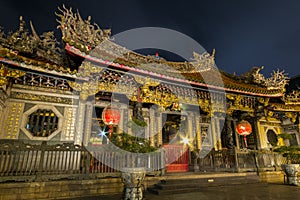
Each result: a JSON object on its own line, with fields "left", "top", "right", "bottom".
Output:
{"left": 164, "top": 144, "right": 189, "bottom": 172}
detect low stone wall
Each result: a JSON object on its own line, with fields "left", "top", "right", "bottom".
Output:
{"left": 0, "top": 178, "right": 123, "bottom": 200}
{"left": 0, "top": 176, "right": 163, "bottom": 200}
{"left": 259, "top": 171, "right": 285, "bottom": 184}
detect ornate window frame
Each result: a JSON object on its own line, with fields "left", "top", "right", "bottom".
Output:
{"left": 21, "top": 105, "right": 63, "bottom": 140}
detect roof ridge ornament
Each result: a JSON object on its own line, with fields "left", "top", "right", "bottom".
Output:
{"left": 56, "top": 4, "right": 111, "bottom": 52}
{"left": 190, "top": 49, "right": 216, "bottom": 72}
{"left": 0, "top": 16, "right": 64, "bottom": 65}
{"left": 252, "top": 67, "right": 289, "bottom": 91}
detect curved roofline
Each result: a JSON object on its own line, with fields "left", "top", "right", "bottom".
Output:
{"left": 65, "top": 43, "right": 283, "bottom": 98}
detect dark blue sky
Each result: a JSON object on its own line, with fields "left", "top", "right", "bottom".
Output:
{"left": 0, "top": 0, "right": 300, "bottom": 77}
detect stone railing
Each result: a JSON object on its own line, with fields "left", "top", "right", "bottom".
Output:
{"left": 0, "top": 140, "right": 164, "bottom": 182}
{"left": 196, "top": 148, "right": 289, "bottom": 173}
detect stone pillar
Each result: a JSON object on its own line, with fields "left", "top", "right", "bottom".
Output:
{"left": 252, "top": 117, "right": 262, "bottom": 150}
{"left": 157, "top": 113, "right": 163, "bottom": 146}
{"left": 117, "top": 108, "right": 123, "bottom": 134}
{"left": 74, "top": 100, "right": 86, "bottom": 145}
{"left": 233, "top": 119, "right": 240, "bottom": 150}
{"left": 215, "top": 117, "right": 223, "bottom": 150}
{"left": 83, "top": 101, "right": 93, "bottom": 146}
{"left": 149, "top": 108, "right": 155, "bottom": 146}
{"left": 196, "top": 115, "right": 201, "bottom": 150}
{"left": 211, "top": 117, "right": 219, "bottom": 150}
{"left": 257, "top": 119, "right": 268, "bottom": 149}
{"left": 128, "top": 108, "right": 133, "bottom": 135}
{"left": 187, "top": 112, "right": 193, "bottom": 139}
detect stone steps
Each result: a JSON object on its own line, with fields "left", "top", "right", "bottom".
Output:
{"left": 147, "top": 173, "right": 260, "bottom": 195}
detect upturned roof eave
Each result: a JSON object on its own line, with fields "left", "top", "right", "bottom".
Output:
{"left": 65, "top": 43, "right": 284, "bottom": 98}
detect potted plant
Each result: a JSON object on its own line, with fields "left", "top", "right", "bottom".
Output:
{"left": 274, "top": 144, "right": 300, "bottom": 186}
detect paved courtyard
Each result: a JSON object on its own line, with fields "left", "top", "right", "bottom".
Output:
{"left": 72, "top": 183, "right": 300, "bottom": 200}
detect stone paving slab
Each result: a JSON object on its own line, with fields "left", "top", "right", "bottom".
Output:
{"left": 69, "top": 183, "right": 300, "bottom": 200}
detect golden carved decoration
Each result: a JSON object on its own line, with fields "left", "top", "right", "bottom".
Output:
{"left": 77, "top": 62, "right": 104, "bottom": 77}
{"left": 129, "top": 85, "right": 178, "bottom": 108}
{"left": 3, "top": 102, "right": 23, "bottom": 139}
{"left": 68, "top": 81, "right": 100, "bottom": 101}
{"left": 11, "top": 92, "right": 73, "bottom": 104}
{"left": 56, "top": 5, "right": 111, "bottom": 51}
{"left": 285, "top": 112, "right": 298, "bottom": 123}
{"left": 226, "top": 94, "right": 255, "bottom": 116}
{"left": 190, "top": 50, "right": 215, "bottom": 72}
{"left": 258, "top": 97, "right": 270, "bottom": 107}
{"left": 134, "top": 76, "right": 160, "bottom": 87}
{"left": 199, "top": 100, "right": 226, "bottom": 117}
{"left": 0, "top": 64, "right": 26, "bottom": 86}
{"left": 252, "top": 67, "right": 289, "bottom": 91}
{"left": 282, "top": 90, "right": 300, "bottom": 105}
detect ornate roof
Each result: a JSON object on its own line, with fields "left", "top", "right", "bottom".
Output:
{"left": 0, "top": 6, "right": 290, "bottom": 98}
{"left": 55, "top": 6, "right": 288, "bottom": 97}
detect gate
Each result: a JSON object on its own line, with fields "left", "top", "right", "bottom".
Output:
{"left": 164, "top": 144, "right": 189, "bottom": 172}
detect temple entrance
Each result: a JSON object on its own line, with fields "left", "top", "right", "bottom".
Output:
{"left": 162, "top": 113, "right": 189, "bottom": 172}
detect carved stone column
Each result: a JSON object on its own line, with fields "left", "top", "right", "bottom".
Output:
{"left": 233, "top": 119, "right": 240, "bottom": 150}
{"left": 211, "top": 117, "right": 218, "bottom": 150}
{"left": 196, "top": 115, "right": 201, "bottom": 150}
{"left": 157, "top": 113, "right": 163, "bottom": 146}
{"left": 149, "top": 107, "right": 155, "bottom": 146}
{"left": 121, "top": 167, "right": 146, "bottom": 200}
{"left": 83, "top": 101, "right": 93, "bottom": 146}
{"left": 187, "top": 112, "right": 194, "bottom": 140}
{"left": 74, "top": 100, "right": 86, "bottom": 145}
{"left": 215, "top": 117, "right": 223, "bottom": 150}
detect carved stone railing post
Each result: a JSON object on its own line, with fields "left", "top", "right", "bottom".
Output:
{"left": 281, "top": 164, "right": 300, "bottom": 186}
{"left": 121, "top": 167, "right": 146, "bottom": 200}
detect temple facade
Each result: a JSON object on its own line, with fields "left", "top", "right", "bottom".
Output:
{"left": 0, "top": 6, "right": 299, "bottom": 173}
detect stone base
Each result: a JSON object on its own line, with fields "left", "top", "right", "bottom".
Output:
{"left": 281, "top": 164, "right": 300, "bottom": 186}
{"left": 121, "top": 168, "right": 146, "bottom": 200}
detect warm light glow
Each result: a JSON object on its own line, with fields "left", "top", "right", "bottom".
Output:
{"left": 181, "top": 137, "right": 190, "bottom": 145}
{"left": 179, "top": 134, "right": 195, "bottom": 151}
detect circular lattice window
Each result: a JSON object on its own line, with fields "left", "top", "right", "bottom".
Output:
{"left": 267, "top": 130, "right": 278, "bottom": 146}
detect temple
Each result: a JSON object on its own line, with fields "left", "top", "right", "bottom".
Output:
{"left": 0, "top": 6, "right": 299, "bottom": 178}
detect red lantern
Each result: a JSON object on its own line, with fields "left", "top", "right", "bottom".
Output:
{"left": 102, "top": 106, "right": 121, "bottom": 138}
{"left": 102, "top": 106, "right": 121, "bottom": 125}
{"left": 236, "top": 120, "right": 252, "bottom": 136}
{"left": 236, "top": 120, "right": 252, "bottom": 148}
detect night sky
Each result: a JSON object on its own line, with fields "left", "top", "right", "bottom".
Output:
{"left": 0, "top": 0, "right": 300, "bottom": 77}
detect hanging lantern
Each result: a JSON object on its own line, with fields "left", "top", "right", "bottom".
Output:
{"left": 236, "top": 120, "right": 252, "bottom": 136}
{"left": 236, "top": 120, "right": 252, "bottom": 148}
{"left": 102, "top": 106, "right": 121, "bottom": 125}
{"left": 102, "top": 106, "right": 121, "bottom": 138}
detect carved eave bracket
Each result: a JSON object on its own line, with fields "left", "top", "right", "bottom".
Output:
{"left": 285, "top": 112, "right": 299, "bottom": 123}
{"left": 0, "top": 64, "right": 26, "bottom": 86}
{"left": 198, "top": 92, "right": 226, "bottom": 117}
{"left": 226, "top": 94, "right": 256, "bottom": 116}
{"left": 282, "top": 90, "right": 300, "bottom": 105}
{"left": 128, "top": 77, "right": 178, "bottom": 108}
{"left": 68, "top": 80, "right": 100, "bottom": 101}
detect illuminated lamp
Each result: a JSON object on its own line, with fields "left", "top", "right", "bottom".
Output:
{"left": 236, "top": 120, "right": 252, "bottom": 148}
{"left": 102, "top": 106, "right": 121, "bottom": 138}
